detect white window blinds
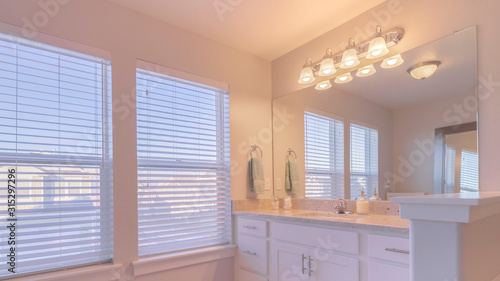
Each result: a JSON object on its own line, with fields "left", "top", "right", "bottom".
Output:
{"left": 350, "top": 124, "right": 378, "bottom": 199}
{"left": 460, "top": 150, "right": 478, "bottom": 192}
{"left": 0, "top": 33, "right": 113, "bottom": 279}
{"left": 445, "top": 146, "right": 456, "bottom": 193}
{"left": 304, "top": 112, "right": 344, "bottom": 199}
{"left": 136, "top": 68, "right": 231, "bottom": 257}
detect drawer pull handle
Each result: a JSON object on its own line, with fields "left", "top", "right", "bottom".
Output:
{"left": 301, "top": 254, "right": 307, "bottom": 275}
{"left": 242, "top": 225, "right": 256, "bottom": 230}
{"left": 385, "top": 248, "right": 410, "bottom": 255}
{"left": 242, "top": 250, "right": 256, "bottom": 256}
{"left": 308, "top": 256, "right": 314, "bottom": 277}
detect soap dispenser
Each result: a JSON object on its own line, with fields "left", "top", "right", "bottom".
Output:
{"left": 369, "top": 187, "right": 382, "bottom": 201}
{"left": 356, "top": 187, "right": 370, "bottom": 215}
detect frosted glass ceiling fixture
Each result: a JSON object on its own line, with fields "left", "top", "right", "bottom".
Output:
{"left": 366, "top": 25, "right": 390, "bottom": 59}
{"left": 356, "top": 64, "right": 376, "bottom": 77}
{"left": 315, "top": 80, "right": 332, "bottom": 90}
{"left": 407, "top": 61, "right": 441, "bottom": 80}
{"left": 296, "top": 26, "right": 405, "bottom": 90}
{"left": 298, "top": 58, "right": 315, "bottom": 84}
{"left": 381, "top": 54, "right": 404, "bottom": 68}
{"left": 334, "top": 73, "right": 353, "bottom": 84}
{"left": 318, "top": 49, "right": 336, "bottom": 76}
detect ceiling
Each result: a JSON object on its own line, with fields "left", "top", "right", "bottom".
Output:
{"left": 328, "top": 27, "right": 477, "bottom": 110}
{"left": 107, "top": 0, "right": 386, "bottom": 60}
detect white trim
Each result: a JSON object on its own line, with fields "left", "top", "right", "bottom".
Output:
{"left": 11, "top": 264, "right": 123, "bottom": 281}
{"left": 304, "top": 106, "right": 344, "bottom": 122}
{"left": 350, "top": 119, "right": 379, "bottom": 131}
{"left": 0, "top": 21, "right": 111, "bottom": 60}
{"left": 136, "top": 59, "right": 229, "bottom": 91}
{"left": 132, "top": 245, "right": 236, "bottom": 277}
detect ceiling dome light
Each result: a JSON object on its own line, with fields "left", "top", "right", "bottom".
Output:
{"left": 334, "top": 72, "right": 353, "bottom": 84}
{"left": 366, "top": 26, "right": 389, "bottom": 59}
{"left": 381, "top": 54, "right": 404, "bottom": 68}
{"left": 315, "top": 80, "right": 332, "bottom": 90}
{"left": 407, "top": 61, "right": 441, "bottom": 80}
{"left": 298, "top": 58, "right": 315, "bottom": 84}
{"left": 318, "top": 49, "right": 337, "bottom": 76}
{"left": 339, "top": 39, "right": 360, "bottom": 69}
{"left": 356, "top": 64, "right": 376, "bottom": 77}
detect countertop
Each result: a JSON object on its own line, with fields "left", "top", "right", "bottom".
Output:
{"left": 233, "top": 209, "right": 409, "bottom": 234}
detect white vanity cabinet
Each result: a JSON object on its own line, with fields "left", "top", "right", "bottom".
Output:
{"left": 235, "top": 214, "right": 409, "bottom": 281}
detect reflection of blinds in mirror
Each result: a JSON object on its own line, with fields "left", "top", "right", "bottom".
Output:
{"left": 460, "top": 150, "right": 478, "bottom": 192}
{"left": 445, "top": 146, "right": 456, "bottom": 193}
{"left": 304, "top": 112, "right": 344, "bottom": 199}
{"left": 350, "top": 124, "right": 378, "bottom": 199}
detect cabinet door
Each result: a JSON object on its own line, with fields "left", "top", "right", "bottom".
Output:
{"left": 270, "top": 242, "right": 309, "bottom": 281}
{"left": 308, "top": 249, "right": 359, "bottom": 281}
{"left": 368, "top": 261, "right": 409, "bottom": 281}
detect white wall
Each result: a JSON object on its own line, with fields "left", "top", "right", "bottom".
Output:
{"left": 271, "top": 0, "right": 500, "bottom": 193}
{"left": 392, "top": 93, "right": 476, "bottom": 194}
{"left": 0, "top": 0, "right": 272, "bottom": 280}
{"left": 273, "top": 85, "right": 393, "bottom": 199}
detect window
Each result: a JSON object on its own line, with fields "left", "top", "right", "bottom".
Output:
{"left": 445, "top": 146, "right": 456, "bottom": 193}
{"left": 304, "top": 112, "right": 344, "bottom": 199}
{"left": 350, "top": 124, "right": 378, "bottom": 199}
{"left": 0, "top": 33, "right": 112, "bottom": 278}
{"left": 136, "top": 67, "right": 231, "bottom": 257}
{"left": 460, "top": 150, "right": 478, "bottom": 192}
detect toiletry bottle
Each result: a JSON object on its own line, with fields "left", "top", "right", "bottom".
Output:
{"left": 369, "top": 187, "right": 382, "bottom": 201}
{"left": 356, "top": 187, "right": 370, "bottom": 215}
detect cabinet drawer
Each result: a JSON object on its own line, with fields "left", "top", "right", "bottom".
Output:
{"left": 238, "top": 217, "right": 267, "bottom": 237}
{"left": 238, "top": 269, "right": 267, "bottom": 281}
{"left": 270, "top": 222, "right": 359, "bottom": 255}
{"left": 238, "top": 235, "right": 268, "bottom": 275}
{"left": 368, "top": 234, "right": 410, "bottom": 264}
{"left": 368, "top": 261, "right": 409, "bottom": 281}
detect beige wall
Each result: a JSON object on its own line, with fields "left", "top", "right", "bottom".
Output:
{"left": 0, "top": 0, "right": 272, "bottom": 280}
{"left": 392, "top": 93, "right": 476, "bottom": 194}
{"left": 273, "top": 86, "right": 393, "bottom": 199}
{"left": 272, "top": 0, "right": 500, "bottom": 192}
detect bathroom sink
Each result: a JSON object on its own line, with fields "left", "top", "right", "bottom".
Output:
{"left": 296, "top": 211, "right": 362, "bottom": 220}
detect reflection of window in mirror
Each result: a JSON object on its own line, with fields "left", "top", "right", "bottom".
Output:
{"left": 304, "top": 112, "right": 344, "bottom": 199}
{"left": 437, "top": 123, "right": 478, "bottom": 194}
{"left": 350, "top": 124, "right": 378, "bottom": 200}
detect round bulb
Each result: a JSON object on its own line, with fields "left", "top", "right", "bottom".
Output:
{"left": 318, "top": 57, "right": 336, "bottom": 76}
{"left": 407, "top": 61, "right": 441, "bottom": 80}
{"left": 381, "top": 54, "right": 404, "bottom": 68}
{"left": 340, "top": 48, "right": 360, "bottom": 69}
{"left": 298, "top": 66, "right": 315, "bottom": 84}
{"left": 334, "top": 73, "right": 353, "bottom": 84}
{"left": 367, "top": 36, "right": 389, "bottom": 59}
{"left": 356, "top": 64, "right": 376, "bottom": 77}
{"left": 314, "top": 80, "right": 332, "bottom": 90}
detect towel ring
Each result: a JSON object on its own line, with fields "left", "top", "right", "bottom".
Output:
{"left": 250, "top": 144, "right": 263, "bottom": 158}
{"left": 286, "top": 148, "right": 297, "bottom": 161}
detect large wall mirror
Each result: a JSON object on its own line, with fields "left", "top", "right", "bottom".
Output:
{"left": 272, "top": 26, "right": 478, "bottom": 200}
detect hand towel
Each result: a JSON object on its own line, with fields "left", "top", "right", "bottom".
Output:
{"left": 285, "top": 160, "right": 300, "bottom": 190}
{"left": 251, "top": 157, "right": 265, "bottom": 194}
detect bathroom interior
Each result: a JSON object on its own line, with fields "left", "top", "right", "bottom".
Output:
{"left": 1, "top": 0, "right": 500, "bottom": 281}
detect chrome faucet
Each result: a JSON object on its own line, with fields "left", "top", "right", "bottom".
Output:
{"left": 333, "top": 198, "right": 347, "bottom": 214}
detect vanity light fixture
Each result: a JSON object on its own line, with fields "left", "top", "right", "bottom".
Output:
{"left": 366, "top": 25, "right": 390, "bottom": 59}
{"left": 407, "top": 61, "right": 441, "bottom": 80}
{"left": 298, "top": 58, "right": 315, "bottom": 84}
{"left": 318, "top": 49, "right": 336, "bottom": 76}
{"left": 381, "top": 54, "right": 404, "bottom": 68}
{"left": 334, "top": 73, "right": 353, "bottom": 84}
{"left": 339, "top": 38, "right": 360, "bottom": 69}
{"left": 356, "top": 64, "right": 376, "bottom": 77}
{"left": 315, "top": 80, "right": 332, "bottom": 90}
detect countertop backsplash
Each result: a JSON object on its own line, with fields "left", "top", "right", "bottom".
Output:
{"left": 233, "top": 198, "right": 400, "bottom": 216}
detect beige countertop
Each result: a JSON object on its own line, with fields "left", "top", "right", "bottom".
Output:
{"left": 233, "top": 208, "right": 409, "bottom": 234}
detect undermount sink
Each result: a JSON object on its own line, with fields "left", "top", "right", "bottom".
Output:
{"left": 296, "top": 211, "right": 363, "bottom": 220}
